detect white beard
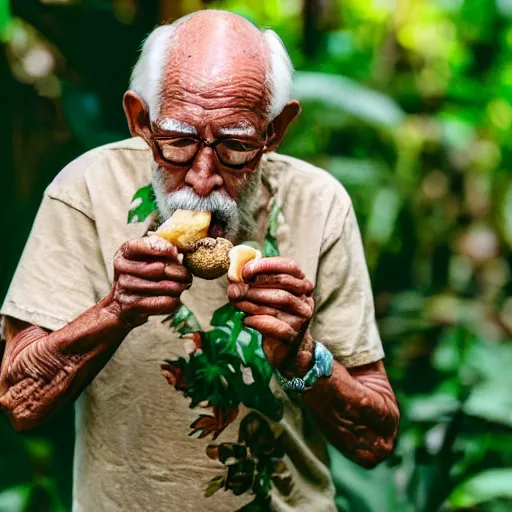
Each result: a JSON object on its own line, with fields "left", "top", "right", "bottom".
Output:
{"left": 151, "top": 162, "right": 262, "bottom": 242}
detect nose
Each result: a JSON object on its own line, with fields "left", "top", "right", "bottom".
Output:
{"left": 184, "top": 146, "right": 223, "bottom": 197}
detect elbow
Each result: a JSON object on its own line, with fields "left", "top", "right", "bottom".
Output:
{"left": 0, "top": 393, "right": 47, "bottom": 433}
{"left": 9, "top": 413, "right": 43, "bottom": 433}
{"left": 346, "top": 434, "right": 397, "bottom": 469}
{"left": 332, "top": 423, "right": 399, "bottom": 470}
{"left": 354, "top": 440, "right": 396, "bottom": 469}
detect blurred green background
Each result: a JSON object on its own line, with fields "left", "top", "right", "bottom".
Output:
{"left": 1, "top": 0, "right": 512, "bottom": 510}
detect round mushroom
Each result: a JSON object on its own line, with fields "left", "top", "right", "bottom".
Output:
{"left": 184, "top": 237, "right": 234, "bottom": 280}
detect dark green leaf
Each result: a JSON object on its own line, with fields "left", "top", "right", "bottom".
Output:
{"left": 211, "top": 304, "right": 242, "bottom": 327}
{"left": 235, "top": 496, "right": 273, "bottom": 512}
{"left": 164, "top": 304, "right": 201, "bottom": 335}
{"left": 0, "top": 0, "right": 11, "bottom": 42}
{"left": 127, "top": 184, "right": 159, "bottom": 224}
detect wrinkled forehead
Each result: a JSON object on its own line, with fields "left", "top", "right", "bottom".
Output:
{"left": 158, "top": 16, "right": 270, "bottom": 126}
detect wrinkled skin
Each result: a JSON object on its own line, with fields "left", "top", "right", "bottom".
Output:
{"left": 0, "top": 10, "right": 399, "bottom": 468}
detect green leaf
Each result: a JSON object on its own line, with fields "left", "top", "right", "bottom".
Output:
{"left": 329, "top": 446, "right": 410, "bottom": 512}
{"left": 263, "top": 199, "right": 280, "bottom": 257}
{"left": 325, "top": 157, "right": 389, "bottom": 187}
{"left": 267, "top": 200, "right": 280, "bottom": 238}
{"left": 0, "top": 0, "right": 11, "bottom": 42}
{"left": 127, "top": 184, "right": 158, "bottom": 224}
{"left": 236, "top": 496, "right": 273, "bottom": 512}
{"left": 263, "top": 238, "right": 279, "bottom": 258}
{"left": 293, "top": 71, "right": 405, "bottom": 130}
{"left": 365, "top": 186, "right": 402, "bottom": 246}
{"left": 164, "top": 304, "right": 201, "bottom": 335}
{"left": 432, "top": 328, "right": 465, "bottom": 373}
{"left": 235, "top": 328, "right": 272, "bottom": 384}
{"left": 238, "top": 413, "right": 276, "bottom": 455}
{"left": 0, "top": 485, "right": 29, "bottom": 512}
{"left": 406, "top": 393, "right": 459, "bottom": 422}
{"left": 463, "top": 383, "right": 512, "bottom": 427}
{"left": 204, "top": 475, "right": 225, "bottom": 498}
{"left": 448, "top": 469, "right": 512, "bottom": 508}
{"left": 232, "top": 359, "right": 283, "bottom": 421}
{"left": 211, "top": 304, "right": 241, "bottom": 327}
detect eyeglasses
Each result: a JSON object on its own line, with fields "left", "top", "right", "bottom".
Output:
{"left": 149, "top": 130, "right": 267, "bottom": 170}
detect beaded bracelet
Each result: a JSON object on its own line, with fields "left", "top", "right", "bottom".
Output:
{"left": 276, "top": 341, "right": 334, "bottom": 393}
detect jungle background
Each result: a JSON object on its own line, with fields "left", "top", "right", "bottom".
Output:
{"left": 1, "top": 0, "right": 512, "bottom": 510}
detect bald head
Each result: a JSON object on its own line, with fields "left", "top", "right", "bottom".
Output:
{"left": 129, "top": 10, "right": 293, "bottom": 121}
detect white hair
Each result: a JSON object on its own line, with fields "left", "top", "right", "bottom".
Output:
{"left": 262, "top": 29, "right": 294, "bottom": 121}
{"left": 129, "top": 14, "right": 293, "bottom": 122}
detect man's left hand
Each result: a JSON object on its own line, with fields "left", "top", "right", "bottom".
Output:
{"left": 227, "top": 257, "right": 315, "bottom": 373}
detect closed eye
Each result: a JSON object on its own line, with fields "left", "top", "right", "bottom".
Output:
{"left": 220, "top": 140, "right": 256, "bottom": 152}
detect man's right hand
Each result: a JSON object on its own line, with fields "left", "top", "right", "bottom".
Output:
{"left": 108, "top": 235, "right": 192, "bottom": 327}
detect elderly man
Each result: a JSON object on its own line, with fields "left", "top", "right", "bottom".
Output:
{"left": 0, "top": 10, "right": 399, "bottom": 512}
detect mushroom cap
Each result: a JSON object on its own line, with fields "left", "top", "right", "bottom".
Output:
{"left": 155, "top": 210, "right": 211, "bottom": 251}
{"left": 184, "top": 237, "right": 234, "bottom": 280}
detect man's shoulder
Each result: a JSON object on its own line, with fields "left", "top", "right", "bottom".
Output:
{"left": 46, "top": 137, "right": 151, "bottom": 217}
{"left": 265, "top": 152, "right": 352, "bottom": 212}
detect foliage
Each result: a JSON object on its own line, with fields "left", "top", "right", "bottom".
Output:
{"left": 159, "top": 200, "right": 285, "bottom": 507}
{"left": 1, "top": 0, "right": 512, "bottom": 511}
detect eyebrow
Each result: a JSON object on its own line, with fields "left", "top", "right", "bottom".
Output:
{"left": 156, "top": 118, "right": 198, "bottom": 135}
{"left": 217, "top": 124, "right": 257, "bottom": 137}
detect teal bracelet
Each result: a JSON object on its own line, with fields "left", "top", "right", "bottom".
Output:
{"left": 276, "top": 342, "right": 334, "bottom": 393}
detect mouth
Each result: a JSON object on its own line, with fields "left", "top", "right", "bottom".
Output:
{"left": 207, "top": 213, "right": 227, "bottom": 239}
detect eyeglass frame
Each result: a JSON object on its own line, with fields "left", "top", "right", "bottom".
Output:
{"left": 145, "top": 122, "right": 269, "bottom": 171}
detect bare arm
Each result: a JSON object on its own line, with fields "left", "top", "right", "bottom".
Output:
{"left": 0, "top": 235, "right": 191, "bottom": 431}
{"left": 302, "top": 359, "right": 399, "bottom": 468}
{"left": 0, "top": 303, "right": 131, "bottom": 431}
{"left": 228, "top": 257, "right": 399, "bottom": 468}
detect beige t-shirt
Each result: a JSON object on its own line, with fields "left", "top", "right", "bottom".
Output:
{"left": 1, "top": 137, "right": 384, "bottom": 512}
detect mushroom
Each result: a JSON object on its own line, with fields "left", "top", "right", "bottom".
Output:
{"left": 155, "top": 209, "right": 211, "bottom": 251}
{"left": 184, "top": 237, "right": 234, "bottom": 280}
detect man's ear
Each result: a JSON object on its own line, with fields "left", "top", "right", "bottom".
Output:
{"left": 265, "top": 100, "right": 301, "bottom": 152}
{"left": 123, "top": 91, "right": 152, "bottom": 142}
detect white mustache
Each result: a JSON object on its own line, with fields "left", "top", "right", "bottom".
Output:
{"left": 156, "top": 187, "right": 240, "bottom": 238}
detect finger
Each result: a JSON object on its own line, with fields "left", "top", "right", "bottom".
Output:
{"left": 164, "top": 264, "right": 192, "bottom": 283}
{"left": 261, "top": 338, "right": 291, "bottom": 368}
{"left": 243, "top": 257, "right": 305, "bottom": 281}
{"left": 117, "top": 294, "right": 181, "bottom": 315}
{"left": 234, "top": 300, "right": 281, "bottom": 317}
{"left": 243, "top": 315, "right": 297, "bottom": 342}
{"left": 244, "top": 288, "right": 314, "bottom": 319}
{"left": 114, "top": 259, "right": 192, "bottom": 282}
{"left": 227, "top": 283, "right": 250, "bottom": 302}
{"left": 234, "top": 301, "right": 306, "bottom": 331}
{"left": 121, "top": 236, "right": 179, "bottom": 262}
{"left": 247, "top": 274, "right": 314, "bottom": 296}
{"left": 118, "top": 275, "right": 191, "bottom": 296}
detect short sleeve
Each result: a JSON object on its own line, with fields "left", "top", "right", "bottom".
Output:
{"left": 1, "top": 192, "right": 108, "bottom": 333}
{"left": 310, "top": 202, "right": 385, "bottom": 368}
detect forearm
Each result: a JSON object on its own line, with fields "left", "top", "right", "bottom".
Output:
{"left": 0, "top": 295, "right": 131, "bottom": 431}
{"left": 302, "top": 359, "right": 399, "bottom": 469}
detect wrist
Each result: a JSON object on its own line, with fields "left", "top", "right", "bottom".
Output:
{"left": 99, "top": 291, "right": 145, "bottom": 331}
{"left": 276, "top": 341, "right": 334, "bottom": 394}
{"left": 279, "top": 331, "right": 315, "bottom": 379}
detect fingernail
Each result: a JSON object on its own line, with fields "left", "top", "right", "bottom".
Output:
{"left": 177, "top": 253, "right": 184, "bottom": 264}
{"left": 147, "top": 235, "right": 170, "bottom": 252}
